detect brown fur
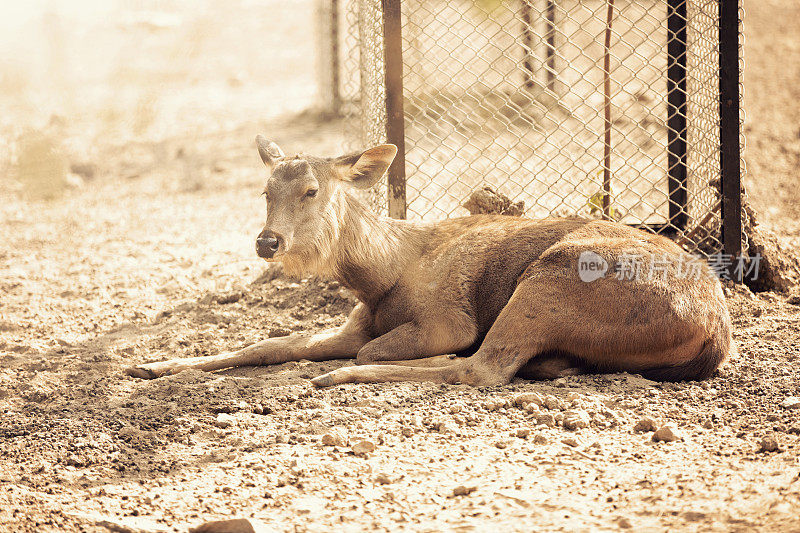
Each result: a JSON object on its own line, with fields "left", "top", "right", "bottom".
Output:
{"left": 126, "top": 140, "right": 733, "bottom": 386}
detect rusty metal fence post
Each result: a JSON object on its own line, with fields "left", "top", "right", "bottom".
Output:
{"left": 720, "top": 0, "right": 743, "bottom": 278}
{"left": 382, "top": 0, "right": 407, "bottom": 219}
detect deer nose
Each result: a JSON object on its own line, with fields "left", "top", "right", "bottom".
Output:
{"left": 256, "top": 232, "right": 282, "bottom": 259}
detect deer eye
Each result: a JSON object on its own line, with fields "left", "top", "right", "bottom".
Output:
{"left": 304, "top": 188, "right": 318, "bottom": 199}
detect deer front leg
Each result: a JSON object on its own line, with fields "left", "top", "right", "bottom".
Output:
{"left": 126, "top": 304, "right": 373, "bottom": 379}
{"left": 355, "top": 316, "right": 477, "bottom": 364}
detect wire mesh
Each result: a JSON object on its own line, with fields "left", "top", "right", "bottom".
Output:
{"left": 332, "top": 0, "right": 744, "bottom": 258}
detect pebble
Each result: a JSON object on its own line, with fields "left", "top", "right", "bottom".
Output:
{"left": 515, "top": 428, "right": 531, "bottom": 439}
{"left": 374, "top": 473, "right": 392, "bottom": 485}
{"left": 758, "top": 435, "right": 780, "bottom": 453}
{"left": 483, "top": 398, "right": 510, "bottom": 411}
{"left": 494, "top": 440, "right": 509, "bottom": 449}
{"left": 214, "top": 413, "right": 236, "bottom": 429}
{"left": 652, "top": 425, "right": 680, "bottom": 443}
{"left": 535, "top": 413, "right": 556, "bottom": 427}
{"left": 321, "top": 429, "right": 347, "bottom": 447}
{"left": 634, "top": 417, "right": 658, "bottom": 433}
{"left": 544, "top": 395, "right": 565, "bottom": 411}
{"left": 562, "top": 437, "right": 579, "bottom": 447}
{"left": 514, "top": 392, "right": 545, "bottom": 409}
{"left": 617, "top": 517, "right": 633, "bottom": 529}
{"left": 352, "top": 439, "right": 377, "bottom": 456}
{"left": 452, "top": 485, "right": 477, "bottom": 496}
{"left": 562, "top": 410, "right": 590, "bottom": 430}
{"left": 780, "top": 397, "right": 800, "bottom": 410}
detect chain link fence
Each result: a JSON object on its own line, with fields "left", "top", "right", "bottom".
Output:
{"left": 319, "top": 0, "right": 744, "bottom": 259}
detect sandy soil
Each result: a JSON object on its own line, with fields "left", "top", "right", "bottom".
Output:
{"left": 1, "top": 1, "right": 800, "bottom": 531}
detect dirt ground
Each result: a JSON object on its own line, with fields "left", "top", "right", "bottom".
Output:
{"left": 2, "top": 1, "right": 800, "bottom": 531}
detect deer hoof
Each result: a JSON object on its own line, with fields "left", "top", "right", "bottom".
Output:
{"left": 125, "top": 365, "right": 160, "bottom": 379}
{"left": 310, "top": 373, "right": 336, "bottom": 388}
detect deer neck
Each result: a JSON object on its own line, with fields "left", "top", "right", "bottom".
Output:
{"left": 331, "top": 190, "right": 423, "bottom": 305}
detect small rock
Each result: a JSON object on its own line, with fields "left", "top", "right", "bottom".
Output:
{"left": 617, "top": 517, "right": 633, "bottom": 529}
{"left": 514, "top": 392, "right": 545, "bottom": 409}
{"left": 562, "top": 437, "right": 579, "bottom": 447}
{"left": 535, "top": 413, "right": 556, "bottom": 427}
{"left": 652, "top": 425, "right": 680, "bottom": 443}
{"left": 374, "top": 473, "right": 392, "bottom": 485}
{"left": 483, "top": 397, "right": 509, "bottom": 411}
{"left": 321, "top": 429, "right": 347, "bottom": 447}
{"left": 515, "top": 428, "right": 531, "bottom": 439}
{"left": 544, "top": 395, "right": 564, "bottom": 411}
{"left": 758, "top": 435, "right": 780, "bottom": 453}
{"left": 352, "top": 439, "right": 376, "bottom": 456}
{"left": 562, "top": 410, "right": 590, "bottom": 430}
{"left": 532, "top": 433, "right": 548, "bottom": 445}
{"left": 634, "top": 417, "right": 658, "bottom": 433}
{"left": 702, "top": 419, "right": 714, "bottom": 429}
{"left": 524, "top": 403, "right": 541, "bottom": 414}
{"left": 452, "top": 485, "right": 477, "bottom": 497}
{"left": 494, "top": 440, "right": 509, "bottom": 449}
{"left": 274, "top": 432, "right": 289, "bottom": 444}
{"left": 780, "top": 397, "right": 800, "bottom": 410}
{"left": 214, "top": 413, "right": 236, "bottom": 429}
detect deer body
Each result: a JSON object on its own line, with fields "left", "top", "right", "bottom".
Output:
{"left": 127, "top": 139, "right": 732, "bottom": 386}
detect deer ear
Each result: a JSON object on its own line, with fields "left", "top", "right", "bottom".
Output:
{"left": 333, "top": 144, "right": 397, "bottom": 189}
{"left": 255, "top": 135, "right": 285, "bottom": 168}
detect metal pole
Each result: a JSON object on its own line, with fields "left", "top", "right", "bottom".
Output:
{"left": 521, "top": 1, "right": 535, "bottom": 91}
{"left": 330, "top": 0, "right": 341, "bottom": 113}
{"left": 602, "top": 0, "right": 614, "bottom": 219}
{"left": 720, "top": 0, "right": 742, "bottom": 279}
{"left": 545, "top": 0, "right": 557, "bottom": 92}
{"left": 382, "top": 0, "right": 407, "bottom": 219}
{"left": 667, "top": 0, "right": 688, "bottom": 231}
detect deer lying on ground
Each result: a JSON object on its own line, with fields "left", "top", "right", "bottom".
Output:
{"left": 126, "top": 137, "right": 732, "bottom": 386}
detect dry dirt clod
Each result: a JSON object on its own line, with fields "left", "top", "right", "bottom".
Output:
{"left": 374, "top": 473, "right": 392, "bottom": 485}
{"left": 544, "top": 395, "right": 565, "bottom": 410}
{"left": 452, "top": 485, "right": 477, "bottom": 497}
{"left": 780, "top": 396, "right": 800, "bottom": 410}
{"left": 634, "top": 417, "right": 659, "bottom": 433}
{"left": 483, "top": 397, "right": 510, "bottom": 411}
{"left": 213, "top": 413, "right": 236, "bottom": 428}
{"left": 617, "top": 517, "right": 633, "bottom": 529}
{"left": 321, "top": 429, "right": 347, "bottom": 447}
{"left": 562, "top": 410, "right": 590, "bottom": 430}
{"left": 652, "top": 425, "right": 681, "bottom": 443}
{"left": 758, "top": 435, "right": 781, "bottom": 453}
{"left": 535, "top": 413, "right": 556, "bottom": 427}
{"left": 352, "top": 439, "right": 376, "bottom": 456}
{"left": 514, "top": 392, "right": 545, "bottom": 409}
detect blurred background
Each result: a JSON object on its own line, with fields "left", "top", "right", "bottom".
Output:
{"left": 0, "top": 0, "right": 322, "bottom": 199}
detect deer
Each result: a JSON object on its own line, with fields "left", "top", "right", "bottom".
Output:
{"left": 126, "top": 136, "right": 733, "bottom": 387}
